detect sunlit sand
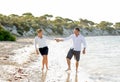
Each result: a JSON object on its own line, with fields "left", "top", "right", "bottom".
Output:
{"left": 0, "top": 38, "right": 93, "bottom": 82}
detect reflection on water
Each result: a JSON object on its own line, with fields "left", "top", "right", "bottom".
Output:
{"left": 66, "top": 72, "right": 70, "bottom": 82}
{"left": 75, "top": 73, "right": 78, "bottom": 82}
{"left": 66, "top": 72, "right": 78, "bottom": 82}
{"left": 41, "top": 70, "right": 47, "bottom": 82}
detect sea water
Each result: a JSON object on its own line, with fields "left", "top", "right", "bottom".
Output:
{"left": 11, "top": 36, "right": 120, "bottom": 82}
{"left": 47, "top": 36, "right": 120, "bottom": 82}
{"left": 81, "top": 36, "right": 120, "bottom": 82}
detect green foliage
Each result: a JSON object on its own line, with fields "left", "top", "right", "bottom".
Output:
{"left": 0, "top": 13, "right": 119, "bottom": 36}
{"left": 96, "top": 21, "right": 113, "bottom": 30}
{"left": 114, "top": 22, "right": 120, "bottom": 29}
{"left": 22, "top": 12, "right": 33, "bottom": 17}
{"left": 79, "top": 19, "right": 95, "bottom": 27}
{"left": 0, "top": 26, "right": 16, "bottom": 41}
{"left": 44, "top": 14, "right": 53, "bottom": 20}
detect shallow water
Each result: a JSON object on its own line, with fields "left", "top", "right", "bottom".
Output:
{"left": 27, "top": 39, "right": 93, "bottom": 82}
{"left": 80, "top": 36, "right": 120, "bottom": 82}
{"left": 1, "top": 36, "right": 120, "bottom": 82}
{"left": 48, "top": 36, "right": 120, "bottom": 82}
{"left": 29, "top": 36, "right": 120, "bottom": 82}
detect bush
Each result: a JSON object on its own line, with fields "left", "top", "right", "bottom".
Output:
{"left": 0, "top": 27, "right": 16, "bottom": 41}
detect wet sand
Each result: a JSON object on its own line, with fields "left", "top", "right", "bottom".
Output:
{"left": 0, "top": 37, "right": 93, "bottom": 82}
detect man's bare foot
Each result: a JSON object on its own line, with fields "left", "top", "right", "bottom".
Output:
{"left": 42, "top": 68, "right": 44, "bottom": 70}
{"left": 76, "top": 69, "right": 78, "bottom": 73}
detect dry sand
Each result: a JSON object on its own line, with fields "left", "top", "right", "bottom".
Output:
{"left": 0, "top": 37, "right": 93, "bottom": 82}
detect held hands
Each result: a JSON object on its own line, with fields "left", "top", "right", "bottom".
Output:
{"left": 55, "top": 38, "right": 61, "bottom": 42}
{"left": 55, "top": 38, "right": 63, "bottom": 42}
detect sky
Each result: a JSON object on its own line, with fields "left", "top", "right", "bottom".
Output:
{"left": 0, "top": 0, "right": 120, "bottom": 23}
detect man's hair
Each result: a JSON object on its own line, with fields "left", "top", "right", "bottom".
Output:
{"left": 74, "top": 28, "right": 80, "bottom": 31}
{"left": 36, "top": 29, "right": 42, "bottom": 33}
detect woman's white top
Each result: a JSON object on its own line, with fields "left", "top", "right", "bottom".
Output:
{"left": 34, "top": 36, "right": 47, "bottom": 49}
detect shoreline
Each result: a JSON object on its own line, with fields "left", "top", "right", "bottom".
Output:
{"left": 0, "top": 37, "right": 93, "bottom": 82}
{"left": 1, "top": 36, "right": 120, "bottom": 82}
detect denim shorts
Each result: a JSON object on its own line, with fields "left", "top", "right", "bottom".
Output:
{"left": 66, "top": 49, "right": 80, "bottom": 61}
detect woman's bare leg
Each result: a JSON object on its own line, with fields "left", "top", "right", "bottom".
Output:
{"left": 44, "top": 55, "right": 48, "bottom": 69}
{"left": 46, "top": 55, "right": 48, "bottom": 69}
{"left": 42, "top": 56, "right": 45, "bottom": 70}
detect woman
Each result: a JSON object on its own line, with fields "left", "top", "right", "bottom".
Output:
{"left": 34, "top": 29, "right": 49, "bottom": 70}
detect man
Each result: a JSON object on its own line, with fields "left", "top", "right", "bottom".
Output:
{"left": 55, "top": 28, "right": 86, "bottom": 72}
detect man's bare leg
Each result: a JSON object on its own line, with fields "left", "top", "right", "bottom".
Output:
{"left": 76, "top": 61, "right": 79, "bottom": 72}
{"left": 66, "top": 58, "right": 71, "bottom": 71}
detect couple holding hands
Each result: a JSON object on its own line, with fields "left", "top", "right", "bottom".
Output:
{"left": 34, "top": 28, "right": 86, "bottom": 72}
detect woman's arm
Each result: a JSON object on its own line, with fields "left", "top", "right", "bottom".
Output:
{"left": 55, "top": 35, "right": 73, "bottom": 42}
{"left": 43, "top": 35, "right": 54, "bottom": 40}
{"left": 34, "top": 37, "right": 39, "bottom": 55}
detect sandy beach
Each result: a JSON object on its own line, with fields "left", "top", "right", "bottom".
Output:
{"left": 1, "top": 36, "right": 120, "bottom": 82}
{"left": 0, "top": 37, "right": 93, "bottom": 82}
{"left": 0, "top": 37, "right": 35, "bottom": 82}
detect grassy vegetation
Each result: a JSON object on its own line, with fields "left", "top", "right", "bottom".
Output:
{"left": 0, "top": 25, "right": 16, "bottom": 41}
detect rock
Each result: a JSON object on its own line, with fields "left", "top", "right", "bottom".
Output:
{"left": 2, "top": 25, "right": 120, "bottom": 36}
{"left": 11, "top": 26, "right": 20, "bottom": 36}
{"left": 23, "top": 28, "right": 35, "bottom": 36}
{"left": 90, "top": 28, "right": 103, "bottom": 36}
{"left": 81, "top": 28, "right": 89, "bottom": 36}
{"left": 45, "top": 28, "right": 53, "bottom": 34}
{"left": 3, "top": 26, "right": 20, "bottom": 36}
{"left": 4, "top": 26, "right": 12, "bottom": 31}
{"left": 63, "top": 28, "right": 73, "bottom": 36}
{"left": 102, "top": 30, "right": 109, "bottom": 35}
{"left": 116, "top": 30, "right": 120, "bottom": 35}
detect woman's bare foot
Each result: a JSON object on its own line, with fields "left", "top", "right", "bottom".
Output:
{"left": 65, "top": 68, "right": 71, "bottom": 71}
{"left": 46, "top": 67, "right": 49, "bottom": 70}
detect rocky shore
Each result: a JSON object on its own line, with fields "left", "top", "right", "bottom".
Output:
{"left": 3, "top": 26, "right": 120, "bottom": 37}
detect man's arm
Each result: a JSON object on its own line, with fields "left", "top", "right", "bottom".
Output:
{"left": 81, "top": 36, "right": 87, "bottom": 54}
{"left": 82, "top": 48, "right": 86, "bottom": 54}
